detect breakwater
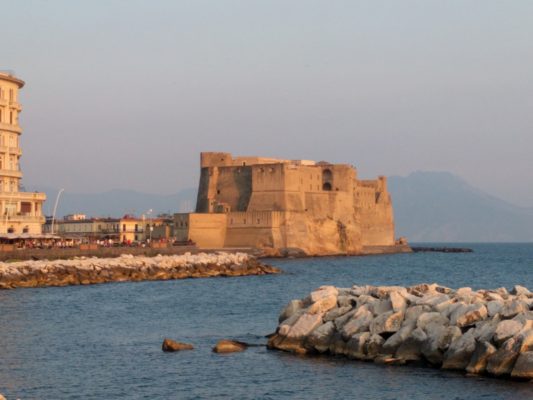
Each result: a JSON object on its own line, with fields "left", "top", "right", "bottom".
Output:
{"left": 0, "top": 252, "right": 279, "bottom": 289}
{"left": 268, "top": 283, "right": 533, "bottom": 380}
{"left": 411, "top": 247, "right": 473, "bottom": 253}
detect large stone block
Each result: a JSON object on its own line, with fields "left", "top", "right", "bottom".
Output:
{"left": 370, "top": 311, "right": 404, "bottom": 335}
{"left": 466, "top": 341, "right": 496, "bottom": 374}
{"left": 510, "top": 351, "right": 533, "bottom": 379}
{"left": 341, "top": 308, "right": 373, "bottom": 340}
{"left": 486, "top": 338, "right": 519, "bottom": 376}
{"left": 306, "top": 321, "right": 336, "bottom": 353}
{"left": 493, "top": 320, "right": 523, "bottom": 345}
{"left": 442, "top": 329, "right": 476, "bottom": 370}
{"left": 345, "top": 332, "right": 370, "bottom": 360}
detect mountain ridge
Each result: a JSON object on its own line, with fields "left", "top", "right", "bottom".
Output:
{"left": 29, "top": 171, "right": 533, "bottom": 242}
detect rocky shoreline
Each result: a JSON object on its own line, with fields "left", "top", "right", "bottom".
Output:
{"left": 268, "top": 283, "right": 533, "bottom": 380}
{"left": 0, "top": 252, "right": 280, "bottom": 289}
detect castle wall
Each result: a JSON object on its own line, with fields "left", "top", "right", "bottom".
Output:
{"left": 223, "top": 210, "right": 363, "bottom": 255}
{"left": 186, "top": 152, "right": 398, "bottom": 255}
{"left": 356, "top": 177, "right": 395, "bottom": 246}
{"left": 174, "top": 213, "right": 227, "bottom": 248}
{"left": 247, "top": 163, "right": 288, "bottom": 211}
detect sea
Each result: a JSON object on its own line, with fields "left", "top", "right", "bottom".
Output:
{"left": 1, "top": 243, "right": 532, "bottom": 399}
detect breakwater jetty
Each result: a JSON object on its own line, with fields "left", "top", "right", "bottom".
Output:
{"left": 411, "top": 247, "right": 473, "bottom": 253}
{"left": 0, "top": 252, "right": 279, "bottom": 289}
{"left": 268, "top": 283, "right": 533, "bottom": 380}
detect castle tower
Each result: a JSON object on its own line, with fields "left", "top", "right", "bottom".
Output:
{"left": 0, "top": 71, "right": 46, "bottom": 234}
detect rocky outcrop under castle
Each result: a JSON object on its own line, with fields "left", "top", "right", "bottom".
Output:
{"left": 268, "top": 283, "right": 533, "bottom": 380}
{"left": 0, "top": 252, "right": 279, "bottom": 289}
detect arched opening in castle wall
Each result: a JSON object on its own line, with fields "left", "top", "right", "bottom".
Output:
{"left": 322, "top": 169, "right": 333, "bottom": 191}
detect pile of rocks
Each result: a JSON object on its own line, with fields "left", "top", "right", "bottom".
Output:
{"left": 0, "top": 252, "right": 279, "bottom": 289}
{"left": 268, "top": 283, "right": 533, "bottom": 380}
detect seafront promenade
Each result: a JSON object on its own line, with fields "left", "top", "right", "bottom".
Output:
{"left": 0, "top": 252, "right": 279, "bottom": 289}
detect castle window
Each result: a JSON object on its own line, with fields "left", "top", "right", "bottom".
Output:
{"left": 322, "top": 169, "right": 333, "bottom": 191}
{"left": 23, "top": 226, "right": 29, "bottom": 233}
{"left": 217, "top": 189, "right": 220, "bottom": 195}
{"left": 257, "top": 219, "right": 260, "bottom": 224}
{"left": 243, "top": 219, "right": 246, "bottom": 224}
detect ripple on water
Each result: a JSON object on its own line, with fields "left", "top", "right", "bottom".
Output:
{"left": 0, "top": 243, "right": 532, "bottom": 399}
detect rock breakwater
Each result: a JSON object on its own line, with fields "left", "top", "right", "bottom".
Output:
{"left": 268, "top": 283, "right": 533, "bottom": 380}
{"left": 0, "top": 252, "right": 279, "bottom": 289}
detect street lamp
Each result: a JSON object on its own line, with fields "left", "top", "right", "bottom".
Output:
{"left": 142, "top": 209, "right": 153, "bottom": 243}
{"left": 51, "top": 188, "right": 64, "bottom": 235}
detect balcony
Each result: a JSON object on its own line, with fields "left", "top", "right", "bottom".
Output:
{"left": 0, "top": 169, "right": 22, "bottom": 178}
{"left": 0, "top": 146, "right": 22, "bottom": 155}
{"left": 0, "top": 192, "right": 46, "bottom": 201}
{"left": 4, "top": 214, "right": 45, "bottom": 223}
{"left": 0, "top": 122, "right": 21, "bottom": 134}
{"left": 9, "top": 102, "right": 21, "bottom": 111}
{"left": 120, "top": 228, "right": 145, "bottom": 233}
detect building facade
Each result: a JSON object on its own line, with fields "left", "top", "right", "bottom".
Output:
{"left": 0, "top": 71, "right": 46, "bottom": 234}
{"left": 44, "top": 215, "right": 170, "bottom": 243}
{"left": 175, "top": 152, "right": 397, "bottom": 255}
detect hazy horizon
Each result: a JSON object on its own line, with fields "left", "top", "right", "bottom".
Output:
{"left": 3, "top": 0, "right": 533, "bottom": 206}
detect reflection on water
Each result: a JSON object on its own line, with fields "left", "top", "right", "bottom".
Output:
{"left": 1, "top": 243, "right": 532, "bottom": 399}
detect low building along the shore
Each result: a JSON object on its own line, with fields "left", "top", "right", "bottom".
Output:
{"left": 175, "top": 152, "right": 402, "bottom": 255}
{"left": 44, "top": 214, "right": 172, "bottom": 243}
{"left": 0, "top": 71, "right": 46, "bottom": 235}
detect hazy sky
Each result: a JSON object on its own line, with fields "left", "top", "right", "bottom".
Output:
{"left": 3, "top": 1, "right": 533, "bottom": 206}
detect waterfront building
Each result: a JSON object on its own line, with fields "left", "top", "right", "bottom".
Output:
{"left": 175, "top": 152, "right": 398, "bottom": 255}
{"left": 43, "top": 216, "right": 120, "bottom": 241}
{"left": 119, "top": 215, "right": 166, "bottom": 243}
{"left": 43, "top": 215, "right": 171, "bottom": 243}
{"left": 0, "top": 71, "right": 46, "bottom": 234}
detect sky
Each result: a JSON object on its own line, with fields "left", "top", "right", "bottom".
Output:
{"left": 2, "top": 0, "right": 533, "bottom": 207}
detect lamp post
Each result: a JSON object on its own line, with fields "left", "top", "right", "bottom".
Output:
{"left": 3, "top": 190, "right": 15, "bottom": 234}
{"left": 142, "top": 208, "right": 153, "bottom": 243}
{"left": 51, "top": 188, "right": 64, "bottom": 235}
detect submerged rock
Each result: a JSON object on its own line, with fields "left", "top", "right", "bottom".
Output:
{"left": 162, "top": 338, "right": 194, "bottom": 352}
{"left": 212, "top": 340, "right": 248, "bottom": 353}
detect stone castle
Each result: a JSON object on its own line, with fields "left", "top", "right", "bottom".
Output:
{"left": 175, "top": 152, "right": 400, "bottom": 256}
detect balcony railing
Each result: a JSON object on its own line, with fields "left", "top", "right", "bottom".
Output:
{"left": 4, "top": 214, "right": 44, "bottom": 221}
{"left": 0, "top": 123, "right": 21, "bottom": 133}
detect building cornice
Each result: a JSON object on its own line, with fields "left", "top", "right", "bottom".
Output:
{"left": 0, "top": 72, "right": 25, "bottom": 88}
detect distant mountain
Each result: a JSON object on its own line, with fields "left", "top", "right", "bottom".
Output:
{"left": 27, "top": 186, "right": 197, "bottom": 218}
{"left": 388, "top": 171, "right": 533, "bottom": 242}
{"left": 28, "top": 171, "right": 533, "bottom": 241}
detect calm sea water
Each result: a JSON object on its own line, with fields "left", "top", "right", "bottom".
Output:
{"left": 1, "top": 243, "right": 532, "bottom": 399}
